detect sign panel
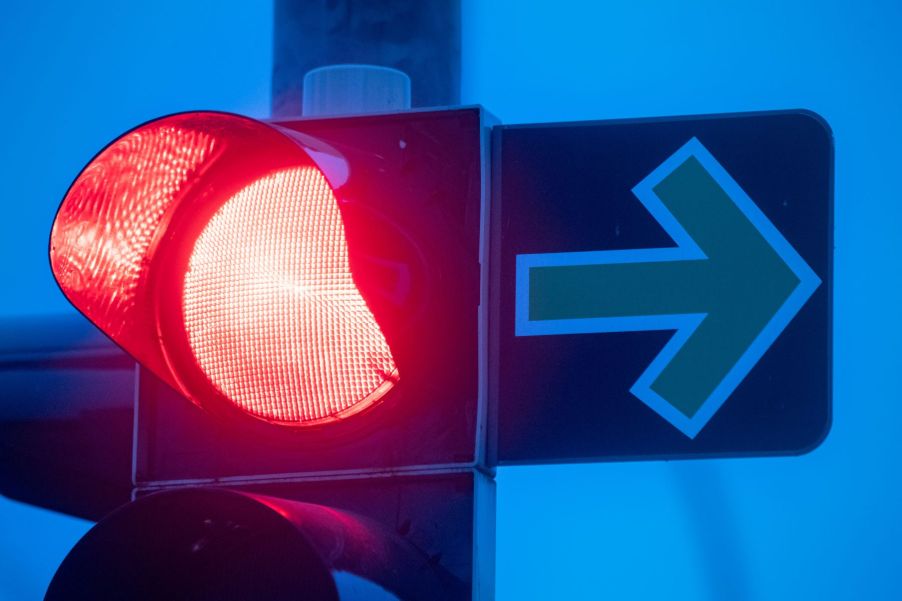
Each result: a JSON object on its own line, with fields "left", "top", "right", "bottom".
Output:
{"left": 490, "top": 111, "right": 832, "bottom": 464}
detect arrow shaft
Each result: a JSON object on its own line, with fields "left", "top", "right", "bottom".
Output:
{"left": 528, "top": 259, "right": 710, "bottom": 321}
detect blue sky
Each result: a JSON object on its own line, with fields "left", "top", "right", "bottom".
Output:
{"left": 2, "top": 0, "right": 902, "bottom": 598}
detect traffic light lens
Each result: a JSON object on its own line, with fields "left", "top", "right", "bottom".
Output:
{"left": 182, "top": 166, "right": 398, "bottom": 426}
{"left": 51, "top": 112, "right": 399, "bottom": 428}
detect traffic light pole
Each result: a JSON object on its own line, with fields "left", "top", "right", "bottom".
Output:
{"left": 271, "top": 0, "right": 461, "bottom": 117}
{"left": 0, "top": 315, "right": 134, "bottom": 520}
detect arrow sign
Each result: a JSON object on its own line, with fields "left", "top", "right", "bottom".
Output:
{"left": 515, "top": 137, "right": 821, "bottom": 438}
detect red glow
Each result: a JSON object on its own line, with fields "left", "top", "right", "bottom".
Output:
{"left": 182, "top": 167, "right": 397, "bottom": 425}
{"left": 50, "top": 112, "right": 398, "bottom": 428}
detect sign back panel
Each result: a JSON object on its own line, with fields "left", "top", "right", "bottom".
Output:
{"left": 490, "top": 111, "right": 832, "bottom": 464}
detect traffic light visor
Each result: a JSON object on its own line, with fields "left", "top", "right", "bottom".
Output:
{"left": 50, "top": 112, "right": 398, "bottom": 427}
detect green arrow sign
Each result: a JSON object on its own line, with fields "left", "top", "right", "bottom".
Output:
{"left": 515, "top": 138, "right": 821, "bottom": 438}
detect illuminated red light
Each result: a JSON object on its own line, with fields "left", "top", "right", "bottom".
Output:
{"left": 50, "top": 112, "right": 398, "bottom": 427}
{"left": 183, "top": 166, "right": 397, "bottom": 425}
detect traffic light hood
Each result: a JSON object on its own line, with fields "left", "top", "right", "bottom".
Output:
{"left": 50, "top": 112, "right": 398, "bottom": 429}
{"left": 45, "top": 487, "right": 465, "bottom": 601}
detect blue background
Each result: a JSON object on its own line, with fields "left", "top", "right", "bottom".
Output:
{"left": 1, "top": 0, "right": 900, "bottom": 599}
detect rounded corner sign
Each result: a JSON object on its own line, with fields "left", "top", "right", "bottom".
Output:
{"left": 493, "top": 111, "right": 832, "bottom": 464}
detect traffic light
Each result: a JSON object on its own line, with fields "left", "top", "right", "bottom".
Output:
{"left": 43, "top": 107, "right": 496, "bottom": 599}
{"left": 45, "top": 487, "right": 469, "bottom": 601}
{"left": 50, "top": 111, "right": 397, "bottom": 428}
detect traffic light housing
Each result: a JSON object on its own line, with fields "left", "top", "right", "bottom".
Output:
{"left": 51, "top": 108, "right": 490, "bottom": 478}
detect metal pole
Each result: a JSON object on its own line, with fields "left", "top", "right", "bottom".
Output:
{"left": 272, "top": 0, "right": 461, "bottom": 118}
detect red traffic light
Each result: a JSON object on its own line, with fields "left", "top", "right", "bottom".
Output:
{"left": 50, "top": 112, "right": 397, "bottom": 428}
{"left": 33, "top": 105, "right": 492, "bottom": 599}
